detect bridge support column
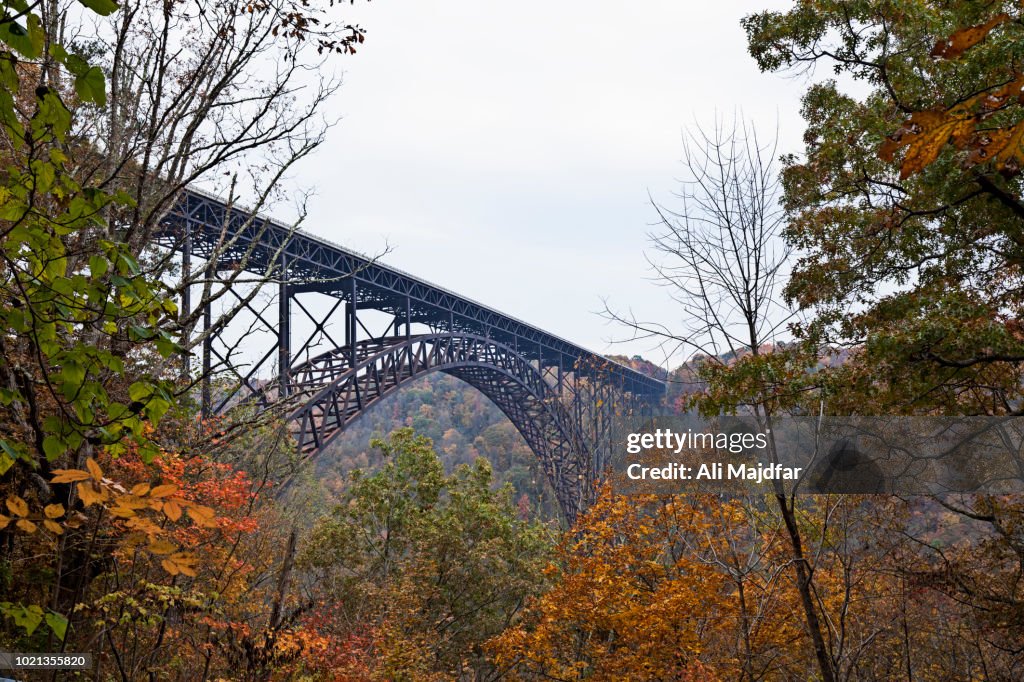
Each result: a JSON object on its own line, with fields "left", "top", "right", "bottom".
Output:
{"left": 180, "top": 221, "right": 192, "bottom": 380}
{"left": 278, "top": 255, "right": 291, "bottom": 398}
{"left": 201, "top": 261, "right": 213, "bottom": 418}
{"left": 404, "top": 295, "right": 411, "bottom": 339}
{"left": 346, "top": 279, "right": 358, "bottom": 370}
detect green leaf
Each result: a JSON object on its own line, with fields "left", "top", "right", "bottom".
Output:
{"left": 63, "top": 53, "right": 89, "bottom": 77}
{"left": 0, "top": 52, "right": 18, "bottom": 91}
{"left": 89, "top": 255, "right": 109, "bottom": 278}
{"left": 128, "top": 382, "right": 152, "bottom": 402}
{"left": 49, "top": 44, "right": 68, "bottom": 63}
{"left": 0, "top": 452, "right": 14, "bottom": 476}
{"left": 11, "top": 604, "right": 43, "bottom": 636}
{"left": 137, "top": 441, "right": 160, "bottom": 464}
{"left": 0, "top": 88, "right": 25, "bottom": 140}
{"left": 145, "top": 397, "right": 170, "bottom": 425}
{"left": 45, "top": 611, "right": 68, "bottom": 640}
{"left": 77, "top": 0, "right": 120, "bottom": 16}
{"left": 74, "top": 66, "right": 106, "bottom": 107}
{"left": 0, "top": 14, "right": 44, "bottom": 59}
{"left": 0, "top": 439, "right": 20, "bottom": 460}
{"left": 118, "top": 252, "right": 141, "bottom": 275}
{"left": 42, "top": 435, "right": 65, "bottom": 460}
{"left": 32, "top": 89, "right": 73, "bottom": 141}
{"left": 0, "top": 195, "right": 27, "bottom": 220}
{"left": 60, "top": 361, "right": 85, "bottom": 390}
{"left": 155, "top": 333, "right": 181, "bottom": 358}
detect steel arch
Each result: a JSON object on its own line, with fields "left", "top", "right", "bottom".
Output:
{"left": 271, "top": 333, "right": 592, "bottom": 519}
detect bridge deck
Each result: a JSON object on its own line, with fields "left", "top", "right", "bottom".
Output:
{"left": 158, "top": 187, "right": 665, "bottom": 397}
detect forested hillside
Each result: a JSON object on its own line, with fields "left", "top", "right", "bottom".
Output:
{"left": 314, "top": 373, "right": 561, "bottom": 519}
{"left": 314, "top": 354, "right": 667, "bottom": 520}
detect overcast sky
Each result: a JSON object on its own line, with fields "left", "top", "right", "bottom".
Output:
{"left": 282, "top": 0, "right": 808, "bottom": 367}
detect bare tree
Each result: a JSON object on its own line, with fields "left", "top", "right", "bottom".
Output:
{"left": 606, "top": 116, "right": 792, "bottom": 366}
{"left": 604, "top": 116, "right": 837, "bottom": 682}
{"left": 50, "top": 0, "right": 372, "bottom": 383}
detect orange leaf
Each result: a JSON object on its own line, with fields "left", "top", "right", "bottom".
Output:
{"left": 161, "top": 558, "right": 180, "bottom": 575}
{"left": 990, "top": 120, "right": 1024, "bottom": 170}
{"left": 131, "top": 483, "right": 151, "bottom": 497}
{"left": 77, "top": 481, "right": 108, "bottom": 507}
{"left": 125, "top": 516, "right": 162, "bottom": 537}
{"left": 44, "top": 503, "right": 64, "bottom": 519}
{"left": 186, "top": 504, "right": 216, "bottom": 527}
{"left": 163, "top": 499, "right": 182, "bottom": 522}
{"left": 85, "top": 457, "right": 103, "bottom": 482}
{"left": 0, "top": 514, "right": 10, "bottom": 530}
{"left": 149, "top": 484, "right": 178, "bottom": 498}
{"left": 931, "top": 13, "right": 1010, "bottom": 60}
{"left": 51, "top": 469, "right": 92, "bottom": 483}
{"left": 148, "top": 539, "right": 177, "bottom": 555}
{"left": 108, "top": 502, "right": 137, "bottom": 519}
{"left": 15, "top": 518, "right": 37, "bottom": 533}
{"left": 43, "top": 520, "right": 63, "bottom": 535}
{"left": 6, "top": 495, "right": 28, "bottom": 517}
{"left": 900, "top": 114, "right": 975, "bottom": 178}
{"left": 171, "top": 552, "right": 199, "bottom": 577}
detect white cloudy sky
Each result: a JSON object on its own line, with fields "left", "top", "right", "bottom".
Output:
{"left": 282, "top": 0, "right": 808, "bottom": 367}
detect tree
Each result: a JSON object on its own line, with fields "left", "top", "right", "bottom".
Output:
{"left": 297, "top": 428, "right": 553, "bottom": 680}
{"left": 489, "top": 489, "right": 729, "bottom": 681}
{"left": 742, "top": 1, "right": 1024, "bottom": 668}
{"left": 743, "top": 1, "right": 1024, "bottom": 415}
{"left": 604, "top": 118, "right": 835, "bottom": 681}
{"left": 0, "top": 0, "right": 371, "bottom": 669}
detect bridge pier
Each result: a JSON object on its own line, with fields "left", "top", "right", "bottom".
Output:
{"left": 201, "top": 261, "right": 214, "bottom": 418}
{"left": 278, "top": 254, "right": 291, "bottom": 398}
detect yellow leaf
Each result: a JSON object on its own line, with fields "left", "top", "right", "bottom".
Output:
{"left": 16, "top": 518, "right": 37, "bottom": 533}
{"left": 77, "top": 481, "right": 108, "bottom": 507}
{"left": 177, "top": 562, "right": 198, "bottom": 578}
{"left": 900, "top": 113, "right": 975, "bottom": 179}
{"left": 85, "top": 458, "right": 103, "bottom": 482}
{"left": 163, "top": 499, "right": 182, "bottom": 522}
{"left": 43, "top": 520, "right": 63, "bottom": 535}
{"left": 171, "top": 552, "right": 199, "bottom": 577}
{"left": 6, "top": 495, "right": 28, "bottom": 517}
{"left": 120, "top": 495, "right": 148, "bottom": 510}
{"left": 186, "top": 504, "right": 216, "bottom": 527}
{"left": 108, "top": 503, "right": 136, "bottom": 519}
{"left": 51, "top": 469, "right": 92, "bottom": 483}
{"left": 148, "top": 539, "right": 177, "bottom": 555}
{"left": 131, "top": 483, "right": 151, "bottom": 497}
{"left": 931, "top": 13, "right": 1010, "bottom": 60}
{"left": 991, "top": 121, "right": 1024, "bottom": 170}
{"left": 149, "top": 484, "right": 178, "bottom": 498}
{"left": 125, "top": 516, "right": 162, "bottom": 537}
{"left": 121, "top": 532, "right": 148, "bottom": 549}
{"left": 44, "top": 503, "right": 64, "bottom": 519}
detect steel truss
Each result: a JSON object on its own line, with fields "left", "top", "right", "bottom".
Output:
{"left": 158, "top": 188, "right": 665, "bottom": 521}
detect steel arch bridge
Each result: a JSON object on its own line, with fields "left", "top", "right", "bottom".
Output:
{"left": 157, "top": 188, "right": 664, "bottom": 520}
